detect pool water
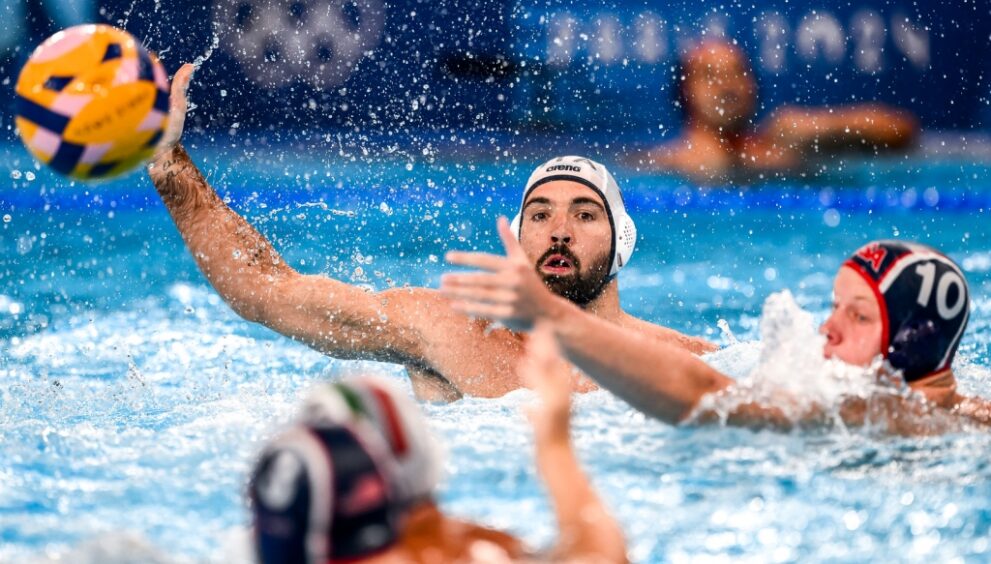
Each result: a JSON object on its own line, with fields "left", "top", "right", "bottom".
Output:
{"left": 3, "top": 141, "right": 991, "bottom": 562}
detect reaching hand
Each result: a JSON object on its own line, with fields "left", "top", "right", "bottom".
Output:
{"left": 153, "top": 63, "right": 195, "bottom": 160}
{"left": 520, "top": 322, "right": 571, "bottom": 444}
{"left": 442, "top": 216, "right": 564, "bottom": 331}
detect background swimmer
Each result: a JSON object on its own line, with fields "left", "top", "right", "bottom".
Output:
{"left": 443, "top": 221, "right": 988, "bottom": 433}
{"left": 147, "top": 64, "right": 713, "bottom": 402}
{"left": 628, "top": 40, "right": 919, "bottom": 183}
{"left": 250, "top": 326, "right": 627, "bottom": 563}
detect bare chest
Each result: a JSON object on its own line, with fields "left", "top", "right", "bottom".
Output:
{"left": 407, "top": 326, "right": 595, "bottom": 401}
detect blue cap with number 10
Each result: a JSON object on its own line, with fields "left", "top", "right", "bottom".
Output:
{"left": 844, "top": 241, "right": 970, "bottom": 382}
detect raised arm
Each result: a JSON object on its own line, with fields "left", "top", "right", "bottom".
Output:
{"left": 763, "top": 103, "right": 918, "bottom": 151}
{"left": 442, "top": 218, "right": 732, "bottom": 423}
{"left": 522, "top": 323, "right": 627, "bottom": 563}
{"left": 147, "top": 64, "right": 424, "bottom": 363}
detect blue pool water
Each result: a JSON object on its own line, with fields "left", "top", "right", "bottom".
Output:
{"left": 3, "top": 139, "right": 991, "bottom": 562}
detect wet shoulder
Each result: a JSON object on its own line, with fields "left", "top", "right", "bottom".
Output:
{"left": 378, "top": 286, "right": 520, "bottom": 338}
{"left": 620, "top": 314, "right": 717, "bottom": 355}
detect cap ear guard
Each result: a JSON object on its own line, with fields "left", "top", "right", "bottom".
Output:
{"left": 250, "top": 428, "right": 335, "bottom": 564}
{"left": 887, "top": 317, "right": 943, "bottom": 382}
{"left": 612, "top": 214, "right": 637, "bottom": 274}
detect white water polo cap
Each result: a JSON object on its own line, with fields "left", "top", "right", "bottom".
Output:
{"left": 511, "top": 156, "right": 637, "bottom": 277}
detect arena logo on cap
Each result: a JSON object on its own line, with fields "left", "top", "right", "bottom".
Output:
{"left": 546, "top": 164, "right": 582, "bottom": 172}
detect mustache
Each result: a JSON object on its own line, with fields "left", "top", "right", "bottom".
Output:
{"left": 535, "top": 244, "right": 581, "bottom": 272}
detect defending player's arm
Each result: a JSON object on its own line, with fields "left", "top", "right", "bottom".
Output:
{"left": 442, "top": 218, "right": 732, "bottom": 424}
{"left": 148, "top": 64, "right": 425, "bottom": 363}
{"left": 523, "top": 324, "right": 627, "bottom": 564}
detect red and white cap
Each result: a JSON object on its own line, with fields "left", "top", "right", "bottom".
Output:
{"left": 300, "top": 376, "right": 442, "bottom": 507}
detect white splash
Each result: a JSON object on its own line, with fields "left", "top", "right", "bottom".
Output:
{"left": 749, "top": 290, "right": 872, "bottom": 402}
{"left": 192, "top": 23, "right": 222, "bottom": 70}
{"left": 690, "top": 291, "right": 930, "bottom": 429}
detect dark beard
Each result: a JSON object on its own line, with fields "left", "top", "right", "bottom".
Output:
{"left": 536, "top": 245, "right": 612, "bottom": 307}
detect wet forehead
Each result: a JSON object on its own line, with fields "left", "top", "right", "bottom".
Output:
{"left": 834, "top": 266, "right": 880, "bottom": 307}
{"left": 523, "top": 180, "right": 605, "bottom": 208}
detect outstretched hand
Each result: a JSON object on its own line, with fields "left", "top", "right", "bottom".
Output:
{"left": 520, "top": 322, "right": 572, "bottom": 444}
{"left": 153, "top": 63, "right": 195, "bottom": 160}
{"left": 441, "top": 216, "right": 562, "bottom": 332}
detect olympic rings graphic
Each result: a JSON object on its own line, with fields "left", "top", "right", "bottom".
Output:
{"left": 213, "top": 0, "right": 386, "bottom": 88}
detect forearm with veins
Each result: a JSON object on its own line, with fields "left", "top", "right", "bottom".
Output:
{"left": 148, "top": 144, "right": 293, "bottom": 320}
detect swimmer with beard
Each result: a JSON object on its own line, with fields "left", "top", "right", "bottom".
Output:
{"left": 147, "top": 63, "right": 714, "bottom": 402}
{"left": 445, "top": 234, "right": 991, "bottom": 434}
{"left": 536, "top": 242, "right": 607, "bottom": 306}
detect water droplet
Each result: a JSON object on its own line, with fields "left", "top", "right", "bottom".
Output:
{"left": 10, "top": 170, "right": 22, "bottom": 179}
{"left": 2, "top": 214, "right": 10, "bottom": 223}
{"left": 24, "top": 171, "right": 35, "bottom": 181}
{"left": 823, "top": 208, "right": 841, "bottom": 227}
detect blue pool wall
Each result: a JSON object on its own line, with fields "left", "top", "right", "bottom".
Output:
{"left": 2, "top": 0, "right": 990, "bottom": 145}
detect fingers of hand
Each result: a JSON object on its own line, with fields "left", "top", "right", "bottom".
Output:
{"left": 441, "top": 285, "right": 516, "bottom": 306}
{"left": 519, "top": 333, "right": 550, "bottom": 389}
{"left": 530, "top": 322, "right": 559, "bottom": 355}
{"left": 445, "top": 251, "right": 509, "bottom": 271}
{"left": 161, "top": 65, "right": 194, "bottom": 149}
{"left": 447, "top": 300, "right": 513, "bottom": 321}
{"left": 440, "top": 271, "right": 508, "bottom": 290}
{"left": 523, "top": 323, "right": 572, "bottom": 407}
{"left": 171, "top": 65, "right": 194, "bottom": 100}
{"left": 441, "top": 267, "right": 534, "bottom": 313}
{"left": 496, "top": 216, "right": 527, "bottom": 260}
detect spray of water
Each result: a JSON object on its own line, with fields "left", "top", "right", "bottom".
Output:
{"left": 690, "top": 291, "right": 965, "bottom": 434}
{"left": 192, "top": 23, "right": 221, "bottom": 70}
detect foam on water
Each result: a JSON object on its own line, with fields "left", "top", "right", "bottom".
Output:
{"left": 699, "top": 290, "right": 874, "bottom": 416}
{"left": 4, "top": 166, "right": 991, "bottom": 561}
{"left": 695, "top": 291, "right": 980, "bottom": 434}
{"left": 5, "top": 284, "right": 991, "bottom": 562}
